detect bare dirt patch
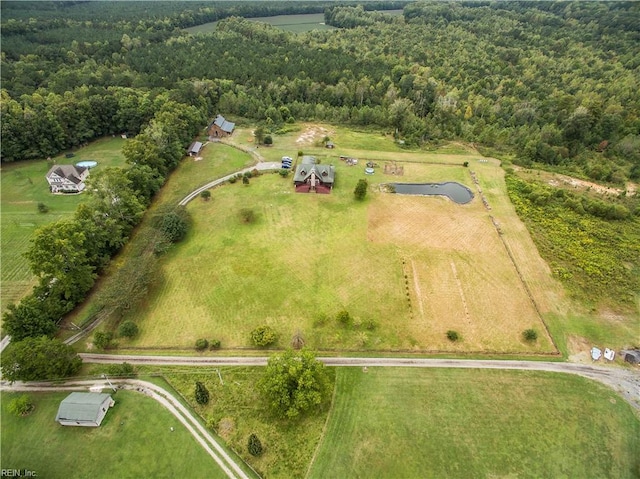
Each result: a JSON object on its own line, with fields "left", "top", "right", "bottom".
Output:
{"left": 567, "top": 335, "right": 592, "bottom": 363}
{"left": 295, "top": 125, "right": 333, "bottom": 146}
{"left": 514, "top": 166, "right": 636, "bottom": 197}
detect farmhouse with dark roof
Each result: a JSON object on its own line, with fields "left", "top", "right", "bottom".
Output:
{"left": 293, "top": 157, "right": 335, "bottom": 194}
{"left": 45, "top": 164, "right": 89, "bottom": 193}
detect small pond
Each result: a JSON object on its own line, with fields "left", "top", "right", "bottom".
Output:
{"left": 389, "top": 182, "right": 474, "bottom": 204}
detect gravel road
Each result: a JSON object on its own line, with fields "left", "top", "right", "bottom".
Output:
{"left": 79, "top": 354, "right": 640, "bottom": 412}
{"left": 1, "top": 378, "right": 253, "bottom": 479}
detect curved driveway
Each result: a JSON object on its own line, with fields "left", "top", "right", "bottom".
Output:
{"left": 1, "top": 378, "right": 253, "bottom": 479}
{"left": 178, "top": 161, "right": 281, "bottom": 206}
{"left": 79, "top": 354, "right": 640, "bottom": 412}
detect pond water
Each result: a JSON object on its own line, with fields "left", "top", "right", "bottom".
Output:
{"left": 390, "top": 182, "right": 474, "bottom": 204}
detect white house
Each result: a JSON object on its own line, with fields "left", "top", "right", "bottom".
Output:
{"left": 46, "top": 164, "right": 89, "bottom": 193}
{"left": 55, "top": 392, "right": 115, "bottom": 427}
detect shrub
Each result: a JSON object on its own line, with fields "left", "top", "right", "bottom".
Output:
{"left": 229, "top": 176, "right": 237, "bottom": 184}
{"left": 240, "top": 208, "right": 256, "bottom": 223}
{"left": 195, "top": 381, "right": 210, "bottom": 405}
{"left": 354, "top": 179, "right": 368, "bottom": 200}
{"left": 160, "top": 210, "right": 189, "bottom": 243}
{"left": 209, "top": 339, "right": 221, "bottom": 350}
{"left": 93, "top": 331, "right": 113, "bottom": 350}
{"left": 278, "top": 168, "right": 290, "bottom": 177}
{"left": 362, "top": 318, "right": 378, "bottom": 331}
{"left": 195, "top": 338, "right": 209, "bottom": 351}
{"left": 8, "top": 395, "right": 34, "bottom": 417}
{"left": 446, "top": 330, "right": 460, "bottom": 342}
{"left": 37, "top": 202, "right": 49, "bottom": 213}
{"left": 523, "top": 329, "right": 538, "bottom": 342}
{"left": 251, "top": 325, "right": 278, "bottom": 347}
{"left": 248, "top": 433, "right": 263, "bottom": 456}
{"left": 263, "top": 135, "right": 273, "bottom": 145}
{"left": 107, "top": 362, "right": 136, "bottom": 377}
{"left": 200, "top": 190, "right": 211, "bottom": 201}
{"left": 242, "top": 175, "right": 250, "bottom": 185}
{"left": 312, "top": 313, "right": 329, "bottom": 328}
{"left": 336, "top": 310, "right": 352, "bottom": 327}
{"left": 118, "top": 320, "right": 139, "bottom": 338}
{"left": 291, "top": 330, "right": 305, "bottom": 350}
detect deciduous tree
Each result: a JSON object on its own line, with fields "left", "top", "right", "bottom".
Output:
{"left": 1, "top": 337, "right": 82, "bottom": 382}
{"left": 259, "top": 349, "right": 330, "bottom": 419}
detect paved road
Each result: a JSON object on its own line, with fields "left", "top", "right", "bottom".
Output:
{"left": 1, "top": 378, "right": 254, "bottom": 479}
{"left": 79, "top": 354, "right": 640, "bottom": 412}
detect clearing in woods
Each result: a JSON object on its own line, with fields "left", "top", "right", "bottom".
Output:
{"left": 115, "top": 126, "right": 557, "bottom": 353}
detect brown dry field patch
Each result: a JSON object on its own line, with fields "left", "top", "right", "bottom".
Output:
{"left": 368, "top": 189, "right": 556, "bottom": 352}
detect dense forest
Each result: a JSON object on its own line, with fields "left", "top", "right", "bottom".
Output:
{"left": 2, "top": 1, "right": 639, "bottom": 185}
{"left": 1, "top": 1, "right": 639, "bottom": 340}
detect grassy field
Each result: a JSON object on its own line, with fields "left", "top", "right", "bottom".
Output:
{"left": 0, "top": 389, "right": 228, "bottom": 479}
{"left": 61, "top": 140, "right": 256, "bottom": 335}
{"left": 115, "top": 124, "right": 556, "bottom": 353}
{"left": 1, "top": 137, "right": 127, "bottom": 313}
{"left": 308, "top": 367, "right": 640, "bottom": 479}
{"left": 184, "top": 13, "right": 336, "bottom": 34}
{"left": 161, "top": 366, "right": 333, "bottom": 479}
{"left": 184, "top": 10, "right": 404, "bottom": 35}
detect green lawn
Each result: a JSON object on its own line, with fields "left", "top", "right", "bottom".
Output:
{"left": 163, "top": 366, "right": 333, "bottom": 479}
{"left": 308, "top": 368, "right": 640, "bottom": 479}
{"left": 1, "top": 137, "right": 127, "bottom": 314}
{"left": 184, "top": 13, "right": 337, "bottom": 35}
{"left": 1, "top": 390, "right": 228, "bottom": 479}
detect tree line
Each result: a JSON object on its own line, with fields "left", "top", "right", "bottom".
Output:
{"left": 2, "top": 2, "right": 639, "bottom": 185}
{"left": 1, "top": 0, "right": 638, "bottom": 381}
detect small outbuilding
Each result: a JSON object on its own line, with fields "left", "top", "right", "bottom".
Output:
{"left": 55, "top": 392, "right": 115, "bottom": 427}
{"left": 208, "top": 115, "right": 235, "bottom": 139}
{"left": 188, "top": 141, "right": 203, "bottom": 156}
{"left": 622, "top": 350, "right": 640, "bottom": 365}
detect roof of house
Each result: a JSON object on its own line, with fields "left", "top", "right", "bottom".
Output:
{"left": 301, "top": 156, "right": 317, "bottom": 164}
{"left": 189, "top": 141, "right": 203, "bottom": 153}
{"left": 46, "top": 165, "right": 87, "bottom": 184}
{"left": 55, "top": 392, "right": 112, "bottom": 423}
{"left": 293, "top": 164, "right": 335, "bottom": 184}
{"left": 211, "top": 115, "right": 235, "bottom": 133}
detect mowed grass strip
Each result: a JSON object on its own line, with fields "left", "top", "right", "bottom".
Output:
{"left": 1, "top": 137, "right": 127, "bottom": 313}
{"left": 1, "top": 390, "right": 228, "bottom": 479}
{"left": 308, "top": 368, "right": 640, "bottom": 479}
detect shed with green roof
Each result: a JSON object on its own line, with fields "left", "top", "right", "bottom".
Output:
{"left": 55, "top": 392, "right": 115, "bottom": 427}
